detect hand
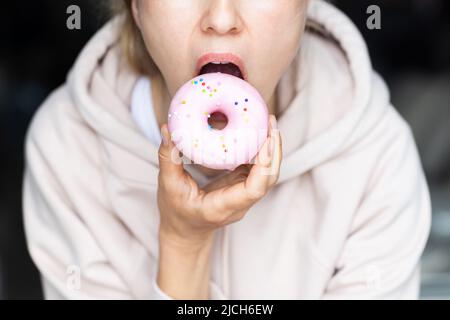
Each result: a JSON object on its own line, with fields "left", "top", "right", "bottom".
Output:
{"left": 157, "top": 114, "right": 282, "bottom": 247}
{"left": 156, "top": 114, "right": 282, "bottom": 299}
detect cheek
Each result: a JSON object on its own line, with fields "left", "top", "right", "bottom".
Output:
{"left": 137, "top": 1, "right": 197, "bottom": 87}
{"left": 139, "top": 2, "right": 192, "bottom": 53}
{"left": 253, "top": 0, "right": 305, "bottom": 50}
{"left": 244, "top": 1, "right": 306, "bottom": 92}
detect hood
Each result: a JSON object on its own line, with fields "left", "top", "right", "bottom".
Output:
{"left": 66, "top": 0, "right": 390, "bottom": 184}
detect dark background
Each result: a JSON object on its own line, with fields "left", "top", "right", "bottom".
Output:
{"left": 0, "top": 0, "right": 449, "bottom": 299}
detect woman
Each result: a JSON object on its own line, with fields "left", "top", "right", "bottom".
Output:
{"left": 23, "top": 0, "right": 431, "bottom": 299}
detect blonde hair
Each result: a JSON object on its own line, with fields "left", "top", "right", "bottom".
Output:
{"left": 111, "top": 0, "right": 158, "bottom": 76}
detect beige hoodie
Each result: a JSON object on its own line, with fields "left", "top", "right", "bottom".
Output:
{"left": 22, "top": 0, "right": 431, "bottom": 299}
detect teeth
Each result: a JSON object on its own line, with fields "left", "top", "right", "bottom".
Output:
{"left": 210, "top": 61, "right": 231, "bottom": 64}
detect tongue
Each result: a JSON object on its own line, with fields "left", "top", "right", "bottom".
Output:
{"left": 199, "top": 63, "right": 244, "bottom": 80}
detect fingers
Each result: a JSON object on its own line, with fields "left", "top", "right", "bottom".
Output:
{"left": 244, "top": 114, "right": 282, "bottom": 198}
{"left": 268, "top": 116, "right": 282, "bottom": 185}
{"left": 158, "top": 124, "right": 185, "bottom": 182}
{"left": 203, "top": 164, "right": 252, "bottom": 193}
{"left": 201, "top": 115, "right": 283, "bottom": 216}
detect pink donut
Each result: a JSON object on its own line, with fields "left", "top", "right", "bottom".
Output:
{"left": 167, "top": 72, "right": 269, "bottom": 171}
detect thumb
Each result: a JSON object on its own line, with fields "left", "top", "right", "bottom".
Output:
{"left": 158, "top": 124, "right": 184, "bottom": 178}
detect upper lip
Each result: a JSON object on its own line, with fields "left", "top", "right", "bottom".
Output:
{"left": 195, "top": 53, "right": 247, "bottom": 80}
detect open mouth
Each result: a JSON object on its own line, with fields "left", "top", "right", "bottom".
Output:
{"left": 198, "top": 62, "right": 244, "bottom": 80}
{"left": 196, "top": 53, "right": 247, "bottom": 81}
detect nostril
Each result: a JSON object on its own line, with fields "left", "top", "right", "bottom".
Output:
{"left": 208, "top": 111, "right": 228, "bottom": 130}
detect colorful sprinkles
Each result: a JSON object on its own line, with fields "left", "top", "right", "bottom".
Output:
{"left": 176, "top": 76, "right": 256, "bottom": 160}
{"left": 193, "top": 76, "right": 220, "bottom": 98}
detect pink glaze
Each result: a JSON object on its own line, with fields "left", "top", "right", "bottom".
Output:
{"left": 167, "top": 73, "right": 269, "bottom": 170}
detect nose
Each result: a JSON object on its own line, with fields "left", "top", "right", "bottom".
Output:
{"left": 201, "top": 0, "right": 243, "bottom": 35}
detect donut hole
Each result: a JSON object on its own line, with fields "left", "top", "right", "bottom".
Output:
{"left": 208, "top": 111, "right": 228, "bottom": 130}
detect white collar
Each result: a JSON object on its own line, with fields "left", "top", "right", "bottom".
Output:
{"left": 130, "top": 76, "right": 162, "bottom": 146}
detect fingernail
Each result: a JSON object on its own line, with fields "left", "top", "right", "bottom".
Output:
{"left": 161, "top": 125, "right": 169, "bottom": 146}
